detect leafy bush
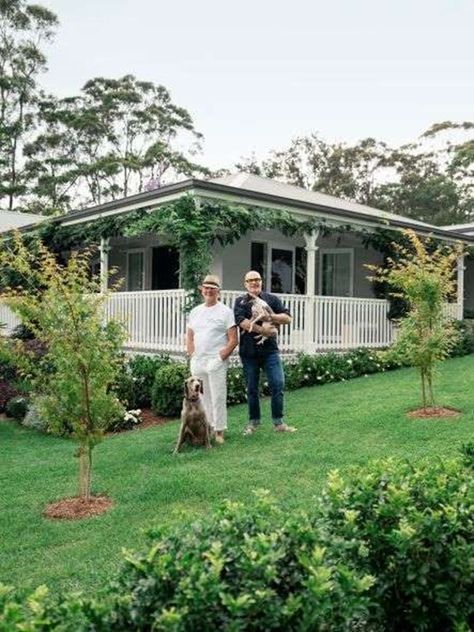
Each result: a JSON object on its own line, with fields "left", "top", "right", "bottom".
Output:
{"left": 450, "top": 319, "right": 474, "bottom": 356}
{"left": 151, "top": 362, "right": 189, "bottom": 416}
{"left": 113, "top": 363, "right": 138, "bottom": 409}
{"left": 5, "top": 395, "right": 28, "bottom": 420}
{"left": 107, "top": 409, "right": 142, "bottom": 433}
{"left": 21, "top": 398, "right": 49, "bottom": 433}
{"left": 10, "top": 323, "right": 35, "bottom": 340}
{"left": 128, "top": 354, "right": 171, "bottom": 407}
{"left": 106, "top": 492, "right": 373, "bottom": 631}
{"left": 0, "top": 381, "right": 19, "bottom": 413}
{"left": 0, "top": 350, "right": 17, "bottom": 382}
{"left": 315, "top": 458, "right": 474, "bottom": 630}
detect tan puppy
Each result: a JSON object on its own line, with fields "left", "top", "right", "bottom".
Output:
{"left": 173, "top": 376, "right": 212, "bottom": 454}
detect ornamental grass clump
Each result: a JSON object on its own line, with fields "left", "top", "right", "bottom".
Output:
{"left": 369, "top": 229, "right": 464, "bottom": 411}
{"left": 0, "top": 232, "right": 125, "bottom": 502}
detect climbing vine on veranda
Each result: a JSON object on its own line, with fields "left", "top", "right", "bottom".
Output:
{"left": 9, "top": 194, "right": 464, "bottom": 310}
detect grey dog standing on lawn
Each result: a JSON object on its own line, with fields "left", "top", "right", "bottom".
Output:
{"left": 186, "top": 275, "right": 238, "bottom": 444}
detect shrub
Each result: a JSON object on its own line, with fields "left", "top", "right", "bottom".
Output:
{"left": 315, "top": 457, "right": 474, "bottom": 630}
{"left": 0, "top": 381, "right": 19, "bottom": 413}
{"left": 113, "top": 363, "right": 138, "bottom": 409}
{"left": 10, "top": 323, "right": 35, "bottom": 340}
{"left": 450, "top": 319, "right": 474, "bottom": 356}
{"left": 21, "top": 398, "right": 49, "bottom": 433}
{"left": 128, "top": 354, "right": 171, "bottom": 407}
{"left": 151, "top": 362, "right": 189, "bottom": 416}
{"left": 107, "top": 409, "right": 142, "bottom": 433}
{"left": 5, "top": 395, "right": 28, "bottom": 420}
{"left": 226, "top": 364, "right": 247, "bottom": 405}
{"left": 106, "top": 492, "right": 373, "bottom": 631}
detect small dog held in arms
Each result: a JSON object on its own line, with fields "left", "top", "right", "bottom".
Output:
{"left": 173, "top": 376, "right": 212, "bottom": 454}
{"left": 244, "top": 293, "right": 278, "bottom": 344}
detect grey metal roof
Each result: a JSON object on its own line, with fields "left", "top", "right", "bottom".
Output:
{"left": 0, "top": 210, "right": 45, "bottom": 231}
{"left": 440, "top": 222, "right": 474, "bottom": 236}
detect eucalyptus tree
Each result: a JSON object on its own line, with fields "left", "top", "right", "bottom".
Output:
{"left": 23, "top": 94, "right": 81, "bottom": 215}
{"left": 237, "top": 134, "right": 389, "bottom": 205}
{"left": 373, "top": 121, "right": 474, "bottom": 225}
{"left": 0, "top": 0, "right": 58, "bottom": 210}
{"left": 68, "top": 75, "right": 207, "bottom": 205}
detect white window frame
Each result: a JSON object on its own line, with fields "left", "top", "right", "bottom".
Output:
{"left": 318, "top": 248, "right": 354, "bottom": 297}
{"left": 126, "top": 248, "right": 146, "bottom": 291}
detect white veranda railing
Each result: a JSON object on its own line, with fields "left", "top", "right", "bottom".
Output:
{"left": 1, "top": 290, "right": 460, "bottom": 354}
{"left": 104, "top": 289, "right": 396, "bottom": 353}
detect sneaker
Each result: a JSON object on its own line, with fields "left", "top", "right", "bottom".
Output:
{"left": 243, "top": 425, "right": 258, "bottom": 436}
{"left": 215, "top": 432, "right": 225, "bottom": 444}
{"left": 273, "top": 423, "right": 297, "bottom": 433}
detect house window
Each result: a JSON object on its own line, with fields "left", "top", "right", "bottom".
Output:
{"left": 127, "top": 250, "right": 145, "bottom": 291}
{"left": 251, "top": 242, "right": 267, "bottom": 281}
{"left": 320, "top": 249, "right": 353, "bottom": 297}
{"left": 295, "top": 246, "right": 306, "bottom": 294}
{"left": 271, "top": 248, "right": 293, "bottom": 294}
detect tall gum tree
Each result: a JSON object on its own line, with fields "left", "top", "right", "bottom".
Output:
{"left": 0, "top": 0, "right": 58, "bottom": 210}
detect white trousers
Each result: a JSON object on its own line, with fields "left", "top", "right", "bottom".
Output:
{"left": 190, "top": 354, "right": 228, "bottom": 431}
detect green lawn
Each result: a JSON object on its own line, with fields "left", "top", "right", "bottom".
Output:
{"left": 1, "top": 355, "right": 473, "bottom": 596}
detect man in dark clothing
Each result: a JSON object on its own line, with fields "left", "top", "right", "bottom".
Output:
{"left": 234, "top": 270, "right": 297, "bottom": 435}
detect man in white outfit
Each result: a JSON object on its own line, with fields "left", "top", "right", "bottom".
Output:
{"left": 186, "top": 275, "right": 237, "bottom": 444}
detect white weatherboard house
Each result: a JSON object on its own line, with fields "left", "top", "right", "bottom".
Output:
{"left": 1, "top": 173, "right": 473, "bottom": 355}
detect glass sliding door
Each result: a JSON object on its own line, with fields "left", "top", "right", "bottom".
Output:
{"left": 127, "top": 251, "right": 145, "bottom": 291}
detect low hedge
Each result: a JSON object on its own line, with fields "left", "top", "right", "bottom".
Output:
{"left": 1, "top": 455, "right": 472, "bottom": 630}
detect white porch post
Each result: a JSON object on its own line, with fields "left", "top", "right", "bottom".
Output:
{"left": 303, "top": 230, "right": 320, "bottom": 351}
{"left": 457, "top": 254, "right": 465, "bottom": 320}
{"left": 99, "top": 237, "right": 110, "bottom": 293}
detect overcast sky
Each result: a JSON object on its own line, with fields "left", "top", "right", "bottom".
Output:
{"left": 41, "top": 0, "right": 473, "bottom": 170}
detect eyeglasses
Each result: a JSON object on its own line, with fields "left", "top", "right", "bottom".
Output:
{"left": 245, "top": 278, "right": 262, "bottom": 283}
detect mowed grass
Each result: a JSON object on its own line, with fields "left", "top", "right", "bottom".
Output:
{"left": 0, "top": 355, "right": 473, "bottom": 596}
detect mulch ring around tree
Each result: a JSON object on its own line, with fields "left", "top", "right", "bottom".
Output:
{"left": 43, "top": 495, "right": 113, "bottom": 520}
{"left": 407, "top": 406, "right": 462, "bottom": 420}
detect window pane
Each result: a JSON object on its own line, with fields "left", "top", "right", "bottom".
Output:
{"left": 295, "top": 246, "right": 306, "bottom": 294}
{"left": 322, "top": 252, "right": 351, "bottom": 297}
{"left": 128, "top": 252, "right": 144, "bottom": 291}
{"left": 251, "top": 242, "right": 267, "bottom": 282}
{"left": 271, "top": 248, "right": 293, "bottom": 293}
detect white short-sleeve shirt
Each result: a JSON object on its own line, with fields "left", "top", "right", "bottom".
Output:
{"left": 188, "top": 302, "right": 236, "bottom": 356}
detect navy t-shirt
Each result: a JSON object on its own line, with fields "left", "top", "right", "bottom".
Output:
{"left": 233, "top": 292, "right": 291, "bottom": 358}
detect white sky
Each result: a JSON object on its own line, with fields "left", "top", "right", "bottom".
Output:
{"left": 41, "top": 0, "right": 474, "bottom": 170}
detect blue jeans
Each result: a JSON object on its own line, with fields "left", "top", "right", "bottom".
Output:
{"left": 241, "top": 352, "right": 285, "bottom": 426}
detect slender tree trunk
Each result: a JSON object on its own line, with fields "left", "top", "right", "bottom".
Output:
{"left": 77, "top": 442, "right": 92, "bottom": 500}
{"left": 427, "top": 370, "right": 435, "bottom": 408}
{"left": 420, "top": 367, "right": 427, "bottom": 410}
